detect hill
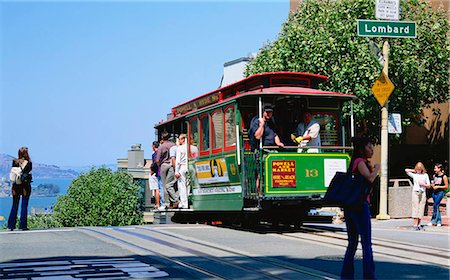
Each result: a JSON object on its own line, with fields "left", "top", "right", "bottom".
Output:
{"left": 0, "top": 153, "right": 79, "bottom": 179}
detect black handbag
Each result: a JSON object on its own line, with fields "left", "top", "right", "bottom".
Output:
{"left": 324, "top": 171, "right": 370, "bottom": 208}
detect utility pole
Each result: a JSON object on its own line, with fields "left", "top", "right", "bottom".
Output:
{"left": 376, "top": 41, "right": 391, "bottom": 220}
{"left": 358, "top": 0, "right": 416, "bottom": 221}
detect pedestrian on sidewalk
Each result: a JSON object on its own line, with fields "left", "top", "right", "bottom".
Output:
{"left": 7, "top": 147, "right": 33, "bottom": 231}
{"left": 405, "top": 162, "right": 431, "bottom": 230}
{"left": 341, "top": 137, "right": 379, "bottom": 280}
{"left": 428, "top": 163, "right": 448, "bottom": 227}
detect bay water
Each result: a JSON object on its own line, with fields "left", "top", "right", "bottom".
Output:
{"left": 0, "top": 178, "right": 73, "bottom": 226}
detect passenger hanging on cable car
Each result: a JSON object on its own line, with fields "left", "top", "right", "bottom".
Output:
{"left": 248, "top": 104, "right": 284, "bottom": 151}
{"left": 291, "top": 112, "right": 321, "bottom": 153}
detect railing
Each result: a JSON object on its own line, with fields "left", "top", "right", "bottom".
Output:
{"left": 262, "top": 146, "right": 353, "bottom": 152}
{"left": 243, "top": 151, "right": 259, "bottom": 200}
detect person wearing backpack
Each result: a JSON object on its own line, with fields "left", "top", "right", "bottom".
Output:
{"left": 9, "top": 159, "right": 22, "bottom": 185}
{"left": 7, "top": 147, "right": 33, "bottom": 231}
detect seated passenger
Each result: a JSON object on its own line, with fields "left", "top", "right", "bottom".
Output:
{"left": 291, "top": 112, "right": 321, "bottom": 153}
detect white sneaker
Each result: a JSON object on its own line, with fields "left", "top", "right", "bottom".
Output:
{"left": 427, "top": 222, "right": 433, "bottom": 226}
{"left": 157, "top": 206, "right": 166, "bottom": 211}
{"left": 437, "top": 224, "right": 442, "bottom": 227}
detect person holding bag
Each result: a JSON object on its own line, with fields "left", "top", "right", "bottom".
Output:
{"left": 7, "top": 147, "right": 33, "bottom": 231}
{"left": 428, "top": 163, "right": 447, "bottom": 227}
{"left": 341, "top": 137, "right": 379, "bottom": 280}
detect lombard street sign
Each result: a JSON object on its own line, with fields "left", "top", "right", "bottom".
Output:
{"left": 357, "top": 20, "right": 416, "bottom": 38}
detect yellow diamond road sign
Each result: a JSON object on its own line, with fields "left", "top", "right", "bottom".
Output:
{"left": 372, "top": 71, "right": 395, "bottom": 107}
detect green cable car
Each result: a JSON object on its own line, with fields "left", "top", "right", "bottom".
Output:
{"left": 155, "top": 72, "right": 355, "bottom": 226}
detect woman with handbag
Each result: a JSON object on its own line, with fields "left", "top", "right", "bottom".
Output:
{"left": 7, "top": 147, "right": 33, "bottom": 231}
{"left": 341, "top": 137, "right": 379, "bottom": 280}
{"left": 428, "top": 163, "right": 448, "bottom": 227}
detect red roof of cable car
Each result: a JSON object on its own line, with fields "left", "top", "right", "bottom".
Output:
{"left": 157, "top": 72, "right": 355, "bottom": 126}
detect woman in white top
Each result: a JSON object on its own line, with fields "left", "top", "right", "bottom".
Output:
{"left": 405, "top": 162, "right": 431, "bottom": 230}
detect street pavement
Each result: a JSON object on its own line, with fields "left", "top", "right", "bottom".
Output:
{"left": 0, "top": 219, "right": 448, "bottom": 279}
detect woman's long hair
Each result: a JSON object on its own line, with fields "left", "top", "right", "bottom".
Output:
{"left": 18, "top": 147, "right": 31, "bottom": 162}
{"left": 414, "top": 162, "right": 426, "bottom": 174}
{"left": 349, "top": 137, "right": 372, "bottom": 171}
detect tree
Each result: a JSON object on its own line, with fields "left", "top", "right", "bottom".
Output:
{"left": 245, "top": 0, "right": 449, "bottom": 142}
{"left": 53, "top": 168, "right": 143, "bottom": 227}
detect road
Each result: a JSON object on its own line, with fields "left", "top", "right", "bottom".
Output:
{"left": 0, "top": 220, "right": 448, "bottom": 279}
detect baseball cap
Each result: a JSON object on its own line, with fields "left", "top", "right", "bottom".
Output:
{"left": 263, "top": 104, "right": 274, "bottom": 112}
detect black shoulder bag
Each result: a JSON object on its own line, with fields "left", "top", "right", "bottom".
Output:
{"left": 324, "top": 170, "right": 371, "bottom": 208}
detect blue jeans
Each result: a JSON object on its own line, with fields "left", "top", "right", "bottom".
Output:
{"left": 8, "top": 194, "right": 30, "bottom": 230}
{"left": 158, "top": 176, "right": 165, "bottom": 206}
{"left": 341, "top": 203, "right": 376, "bottom": 280}
{"left": 431, "top": 191, "right": 444, "bottom": 225}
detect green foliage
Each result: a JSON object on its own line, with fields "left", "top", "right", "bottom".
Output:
{"left": 245, "top": 0, "right": 449, "bottom": 142}
{"left": 53, "top": 168, "right": 143, "bottom": 227}
{"left": 1, "top": 214, "right": 62, "bottom": 230}
{"left": 27, "top": 214, "right": 63, "bottom": 229}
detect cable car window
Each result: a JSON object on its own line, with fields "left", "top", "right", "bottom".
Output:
{"left": 200, "top": 114, "right": 210, "bottom": 152}
{"left": 211, "top": 110, "right": 224, "bottom": 151}
{"left": 189, "top": 117, "right": 199, "bottom": 158}
{"left": 224, "top": 106, "right": 236, "bottom": 147}
{"left": 312, "top": 112, "right": 339, "bottom": 146}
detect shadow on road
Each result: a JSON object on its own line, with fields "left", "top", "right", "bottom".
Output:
{"left": 0, "top": 254, "right": 448, "bottom": 280}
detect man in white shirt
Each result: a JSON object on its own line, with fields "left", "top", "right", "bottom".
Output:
{"left": 292, "top": 112, "right": 321, "bottom": 153}
{"left": 175, "top": 134, "right": 188, "bottom": 209}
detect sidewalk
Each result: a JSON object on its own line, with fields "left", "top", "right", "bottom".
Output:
{"left": 370, "top": 216, "right": 450, "bottom": 233}
{"left": 421, "top": 215, "right": 449, "bottom": 227}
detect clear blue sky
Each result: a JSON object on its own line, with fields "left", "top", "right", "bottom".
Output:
{"left": 0, "top": 1, "right": 288, "bottom": 166}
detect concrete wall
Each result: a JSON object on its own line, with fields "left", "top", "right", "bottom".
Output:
{"left": 221, "top": 57, "right": 253, "bottom": 87}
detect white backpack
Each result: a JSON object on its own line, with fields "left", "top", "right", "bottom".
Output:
{"left": 9, "top": 167, "right": 22, "bottom": 185}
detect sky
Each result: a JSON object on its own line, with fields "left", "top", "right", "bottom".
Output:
{"left": 0, "top": 0, "right": 289, "bottom": 167}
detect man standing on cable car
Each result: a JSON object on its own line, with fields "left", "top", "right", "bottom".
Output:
{"left": 291, "top": 112, "right": 321, "bottom": 153}
{"left": 249, "top": 104, "right": 284, "bottom": 150}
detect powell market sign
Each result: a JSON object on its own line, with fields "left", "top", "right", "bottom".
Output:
{"left": 357, "top": 20, "right": 416, "bottom": 38}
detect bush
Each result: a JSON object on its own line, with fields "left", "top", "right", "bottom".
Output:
{"left": 27, "top": 214, "right": 62, "bottom": 229}
{"left": 1, "top": 213, "right": 62, "bottom": 230}
{"left": 53, "top": 168, "right": 143, "bottom": 227}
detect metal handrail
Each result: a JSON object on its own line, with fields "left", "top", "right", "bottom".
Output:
{"left": 262, "top": 146, "right": 353, "bottom": 150}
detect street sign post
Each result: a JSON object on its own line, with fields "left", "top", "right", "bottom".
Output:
{"left": 358, "top": 1, "right": 417, "bottom": 221}
{"left": 388, "top": 113, "right": 402, "bottom": 134}
{"left": 376, "top": 0, "right": 400, "bottom": 20}
{"left": 372, "top": 71, "right": 395, "bottom": 107}
{"left": 357, "top": 20, "right": 416, "bottom": 38}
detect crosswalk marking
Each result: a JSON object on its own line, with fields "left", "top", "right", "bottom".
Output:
{"left": 0, "top": 257, "right": 169, "bottom": 279}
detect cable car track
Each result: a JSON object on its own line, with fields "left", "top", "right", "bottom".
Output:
{"left": 281, "top": 226, "right": 450, "bottom": 268}
{"left": 83, "top": 226, "right": 338, "bottom": 279}
{"left": 83, "top": 224, "right": 448, "bottom": 280}
{"left": 82, "top": 227, "right": 227, "bottom": 279}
